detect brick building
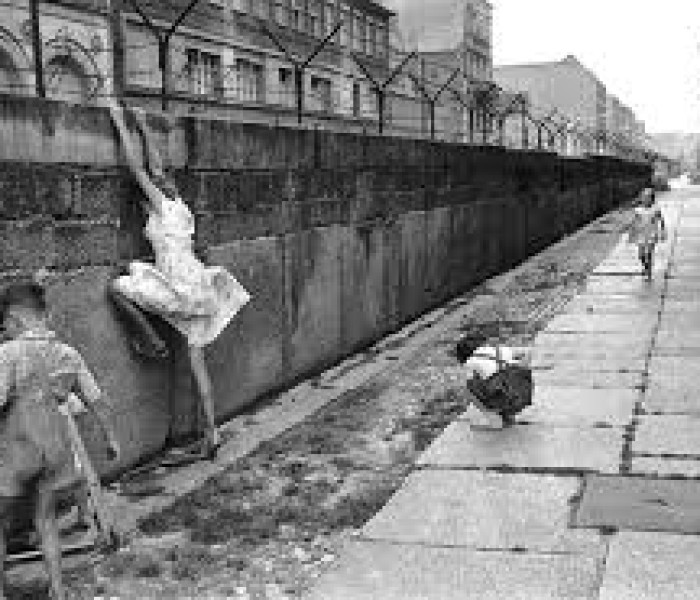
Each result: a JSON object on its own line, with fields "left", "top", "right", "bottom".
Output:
{"left": 494, "top": 55, "right": 647, "bottom": 158}
{"left": 0, "top": 0, "right": 113, "bottom": 102}
{"left": 386, "top": 0, "right": 494, "bottom": 142}
{"left": 116, "top": 0, "right": 394, "bottom": 123}
{"left": 0, "top": 0, "right": 396, "bottom": 128}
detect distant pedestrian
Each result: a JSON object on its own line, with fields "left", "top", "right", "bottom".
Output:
{"left": 0, "top": 282, "right": 120, "bottom": 600}
{"left": 107, "top": 102, "right": 251, "bottom": 459}
{"left": 628, "top": 188, "right": 667, "bottom": 281}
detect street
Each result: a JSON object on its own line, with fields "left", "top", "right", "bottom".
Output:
{"left": 6, "top": 188, "right": 695, "bottom": 598}
{"left": 305, "top": 186, "right": 700, "bottom": 600}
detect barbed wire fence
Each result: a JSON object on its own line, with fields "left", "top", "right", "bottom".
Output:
{"left": 5, "top": 0, "right": 655, "bottom": 161}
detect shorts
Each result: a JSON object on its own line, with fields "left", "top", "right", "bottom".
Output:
{"left": 0, "top": 437, "right": 81, "bottom": 499}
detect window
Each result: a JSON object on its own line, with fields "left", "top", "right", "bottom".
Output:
{"left": 308, "top": 0, "right": 321, "bottom": 36}
{"left": 247, "top": 0, "right": 269, "bottom": 18}
{"left": 354, "top": 14, "right": 364, "bottom": 52}
{"left": 278, "top": 67, "right": 295, "bottom": 106}
{"left": 367, "top": 21, "right": 376, "bottom": 56}
{"left": 324, "top": 1, "right": 337, "bottom": 35}
{"left": 352, "top": 82, "right": 361, "bottom": 116}
{"left": 234, "top": 58, "right": 264, "bottom": 103}
{"left": 46, "top": 55, "right": 91, "bottom": 103}
{"left": 291, "top": 0, "right": 304, "bottom": 30}
{"left": 310, "top": 75, "right": 332, "bottom": 112}
{"left": 375, "top": 24, "right": 387, "bottom": 57}
{"left": 340, "top": 7, "right": 353, "bottom": 48}
{"left": 186, "top": 49, "right": 223, "bottom": 97}
{"left": 275, "top": 0, "right": 289, "bottom": 25}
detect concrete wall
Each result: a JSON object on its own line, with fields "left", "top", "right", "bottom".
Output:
{"left": 0, "top": 94, "right": 650, "bottom": 476}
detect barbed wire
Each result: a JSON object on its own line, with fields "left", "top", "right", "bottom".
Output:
{"left": 0, "top": 2, "right": 653, "bottom": 159}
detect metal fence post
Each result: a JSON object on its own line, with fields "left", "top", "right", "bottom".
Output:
{"left": 29, "top": 0, "right": 45, "bottom": 98}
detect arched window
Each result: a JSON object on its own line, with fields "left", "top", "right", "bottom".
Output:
{"left": 45, "top": 54, "right": 90, "bottom": 103}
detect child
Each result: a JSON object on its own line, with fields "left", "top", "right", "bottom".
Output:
{"left": 628, "top": 188, "right": 667, "bottom": 281}
{"left": 106, "top": 101, "right": 251, "bottom": 459}
{"left": 0, "top": 282, "right": 120, "bottom": 600}
{"left": 454, "top": 337, "right": 533, "bottom": 428}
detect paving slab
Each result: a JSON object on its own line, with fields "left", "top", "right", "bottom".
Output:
{"left": 417, "top": 421, "right": 623, "bottom": 473}
{"left": 363, "top": 470, "right": 600, "bottom": 552}
{"left": 305, "top": 541, "right": 602, "bottom": 600}
{"left": 599, "top": 532, "right": 700, "bottom": 600}
{"left": 583, "top": 276, "right": 665, "bottom": 296}
{"left": 543, "top": 314, "right": 656, "bottom": 334}
{"left": 630, "top": 456, "right": 700, "bottom": 478}
{"left": 658, "top": 310, "right": 700, "bottom": 333}
{"left": 564, "top": 295, "right": 661, "bottom": 316}
{"left": 644, "top": 357, "right": 700, "bottom": 414}
{"left": 533, "top": 368, "right": 643, "bottom": 389}
{"left": 652, "top": 328, "right": 700, "bottom": 354}
{"left": 663, "top": 287, "right": 700, "bottom": 301}
{"left": 634, "top": 416, "right": 700, "bottom": 457}
{"left": 574, "top": 475, "right": 700, "bottom": 533}
{"left": 533, "top": 334, "right": 650, "bottom": 358}
{"left": 517, "top": 387, "right": 638, "bottom": 428}
{"left": 530, "top": 355, "right": 647, "bottom": 372}
{"left": 660, "top": 300, "right": 700, "bottom": 314}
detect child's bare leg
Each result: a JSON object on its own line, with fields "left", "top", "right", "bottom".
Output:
{"left": 33, "top": 491, "right": 65, "bottom": 600}
{"left": 108, "top": 281, "right": 169, "bottom": 359}
{"left": 188, "top": 345, "right": 219, "bottom": 456}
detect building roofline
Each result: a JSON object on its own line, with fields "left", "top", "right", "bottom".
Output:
{"left": 350, "top": 0, "right": 396, "bottom": 18}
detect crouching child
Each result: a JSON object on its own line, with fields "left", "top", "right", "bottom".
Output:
{"left": 0, "top": 283, "right": 120, "bottom": 600}
{"left": 454, "top": 338, "right": 534, "bottom": 428}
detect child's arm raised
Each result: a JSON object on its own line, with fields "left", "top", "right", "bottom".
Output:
{"left": 108, "top": 103, "right": 167, "bottom": 216}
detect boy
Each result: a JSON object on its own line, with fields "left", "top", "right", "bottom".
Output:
{"left": 0, "top": 282, "right": 120, "bottom": 600}
{"left": 628, "top": 188, "right": 667, "bottom": 281}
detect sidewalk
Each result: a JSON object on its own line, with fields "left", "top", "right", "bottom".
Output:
{"left": 304, "top": 190, "right": 700, "bottom": 600}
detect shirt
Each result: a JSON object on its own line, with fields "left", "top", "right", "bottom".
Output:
{"left": 0, "top": 328, "right": 102, "bottom": 457}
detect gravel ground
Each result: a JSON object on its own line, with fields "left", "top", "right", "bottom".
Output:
{"left": 6, "top": 207, "right": 631, "bottom": 600}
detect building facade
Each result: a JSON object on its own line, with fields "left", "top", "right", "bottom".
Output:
{"left": 386, "top": 0, "right": 493, "bottom": 141}
{"left": 495, "top": 55, "right": 646, "bottom": 158}
{"left": 0, "top": 0, "right": 113, "bottom": 103}
{"left": 0, "top": 0, "right": 395, "bottom": 130}
{"left": 117, "top": 0, "right": 394, "bottom": 125}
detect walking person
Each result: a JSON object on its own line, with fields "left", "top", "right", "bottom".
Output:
{"left": 106, "top": 102, "right": 251, "bottom": 459}
{"left": 628, "top": 187, "right": 667, "bottom": 281}
{"left": 0, "top": 282, "right": 120, "bottom": 600}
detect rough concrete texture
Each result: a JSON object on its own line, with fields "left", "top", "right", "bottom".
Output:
{"left": 306, "top": 541, "right": 603, "bottom": 600}
{"left": 0, "top": 97, "right": 648, "bottom": 475}
{"left": 533, "top": 368, "right": 643, "bottom": 389}
{"left": 630, "top": 457, "right": 700, "bottom": 478}
{"left": 362, "top": 470, "right": 601, "bottom": 553}
{"left": 574, "top": 475, "right": 700, "bottom": 533}
{"left": 530, "top": 356, "right": 647, "bottom": 372}
{"left": 307, "top": 193, "right": 700, "bottom": 600}
{"left": 600, "top": 533, "right": 700, "bottom": 600}
{"left": 544, "top": 313, "right": 657, "bottom": 334}
{"left": 416, "top": 421, "right": 623, "bottom": 472}
{"left": 564, "top": 294, "right": 661, "bottom": 315}
{"left": 644, "top": 357, "right": 700, "bottom": 414}
{"left": 519, "top": 387, "right": 639, "bottom": 428}
{"left": 633, "top": 416, "right": 700, "bottom": 457}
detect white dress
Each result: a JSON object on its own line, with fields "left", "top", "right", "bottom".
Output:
{"left": 115, "top": 197, "right": 251, "bottom": 347}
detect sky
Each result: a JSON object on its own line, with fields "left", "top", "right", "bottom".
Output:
{"left": 384, "top": 0, "right": 700, "bottom": 133}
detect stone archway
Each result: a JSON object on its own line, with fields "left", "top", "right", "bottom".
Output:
{"left": 44, "top": 36, "right": 103, "bottom": 104}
